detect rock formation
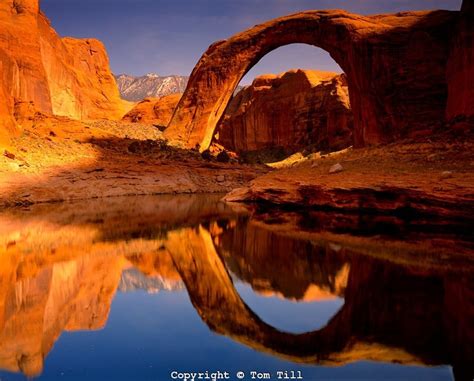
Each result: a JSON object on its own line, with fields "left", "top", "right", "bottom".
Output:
{"left": 0, "top": 86, "right": 16, "bottom": 147}
{"left": 164, "top": 9, "right": 458, "bottom": 151}
{"left": 0, "top": 0, "right": 127, "bottom": 147}
{"left": 122, "top": 94, "right": 181, "bottom": 127}
{"left": 446, "top": 0, "right": 474, "bottom": 128}
{"left": 115, "top": 73, "right": 188, "bottom": 102}
{"left": 223, "top": 135, "right": 474, "bottom": 221}
{"left": 216, "top": 70, "right": 352, "bottom": 153}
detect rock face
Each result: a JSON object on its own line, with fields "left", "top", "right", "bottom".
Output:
{"left": 164, "top": 9, "right": 458, "bottom": 151}
{"left": 122, "top": 94, "right": 181, "bottom": 126}
{"left": 0, "top": 0, "right": 126, "bottom": 146}
{"left": 216, "top": 70, "right": 353, "bottom": 153}
{"left": 115, "top": 73, "right": 188, "bottom": 101}
{"left": 446, "top": 0, "right": 474, "bottom": 127}
{"left": 0, "top": 86, "right": 16, "bottom": 147}
{"left": 223, "top": 135, "right": 474, "bottom": 220}
{"left": 41, "top": 35, "right": 127, "bottom": 121}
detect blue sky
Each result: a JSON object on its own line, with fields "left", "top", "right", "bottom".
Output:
{"left": 41, "top": 0, "right": 462, "bottom": 83}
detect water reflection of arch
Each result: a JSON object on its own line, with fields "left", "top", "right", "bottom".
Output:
{"left": 165, "top": 223, "right": 473, "bottom": 380}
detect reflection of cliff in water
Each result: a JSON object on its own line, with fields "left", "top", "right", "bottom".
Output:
{"left": 218, "top": 218, "right": 349, "bottom": 301}
{"left": 119, "top": 268, "right": 184, "bottom": 293}
{"left": 176, "top": 221, "right": 473, "bottom": 380}
{"left": 0, "top": 254, "right": 125, "bottom": 377}
{"left": 0, "top": 195, "right": 472, "bottom": 379}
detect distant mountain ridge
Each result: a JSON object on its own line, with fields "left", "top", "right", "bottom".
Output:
{"left": 115, "top": 73, "right": 188, "bottom": 102}
{"left": 119, "top": 268, "right": 184, "bottom": 294}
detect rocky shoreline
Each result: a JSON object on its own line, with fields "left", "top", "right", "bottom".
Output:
{"left": 0, "top": 0, "right": 472, "bottom": 224}
{"left": 224, "top": 135, "right": 474, "bottom": 221}
{"left": 0, "top": 118, "right": 268, "bottom": 208}
{"left": 2, "top": 119, "right": 473, "bottom": 225}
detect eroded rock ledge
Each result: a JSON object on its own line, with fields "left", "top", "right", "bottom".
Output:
{"left": 224, "top": 136, "right": 474, "bottom": 220}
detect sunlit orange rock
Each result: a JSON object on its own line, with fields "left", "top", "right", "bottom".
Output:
{"left": 216, "top": 70, "right": 352, "bottom": 153}
{"left": 0, "top": 0, "right": 47, "bottom": 146}
{"left": 164, "top": 9, "right": 457, "bottom": 151}
{"left": 40, "top": 32, "right": 129, "bottom": 120}
{"left": 0, "top": 254, "right": 124, "bottom": 377}
{"left": 0, "top": 0, "right": 126, "bottom": 147}
{"left": 122, "top": 94, "right": 182, "bottom": 127}
{"left": 0, "top": 85, "right": 17, "bottom": 147}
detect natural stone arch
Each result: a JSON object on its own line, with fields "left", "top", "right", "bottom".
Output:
{"left": 164, "top": 9, "right": 457, "bottom": 151}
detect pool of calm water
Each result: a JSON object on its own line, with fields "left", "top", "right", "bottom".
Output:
{"left": 0, "top": 194, "right": 472, "bottom": 381}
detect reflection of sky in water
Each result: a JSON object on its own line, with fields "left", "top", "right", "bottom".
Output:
{"left": 235, "top": 282, "right": 344, "bottom": 333}
{"left": 0, "top": 285, "right": 454, "bottom": 381}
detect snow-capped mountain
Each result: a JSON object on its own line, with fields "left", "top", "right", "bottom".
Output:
{"left": 119, "top": 268, "right": 184, "bottom": 294}
{"left": 115, "top": 73, "right": 189, "bottom": 102}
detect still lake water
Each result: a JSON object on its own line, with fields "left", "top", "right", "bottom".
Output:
{"left": 0, "top": 194, "right": 472, "bottom": 381}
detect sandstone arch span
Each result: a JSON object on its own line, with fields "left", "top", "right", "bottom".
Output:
{"left": 163, "top": 9, "right": 457, "bottom": 151}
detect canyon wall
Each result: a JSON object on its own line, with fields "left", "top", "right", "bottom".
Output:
{"left": 0, "top": 0, "right": 126, "bottom": 146}
{"left": 446, "top": 0, "right": 474, "bottom": 127}
{"left": 217, "top": 70, "right": 353, "bottom": 153}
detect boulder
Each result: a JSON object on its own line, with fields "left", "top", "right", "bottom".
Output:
{"left": 122, "top": 94, "right": 181, "bottom": 126}
{"left": 329, "top": 163, "right": 344, "bottom": 174}
{"left": 216, "top": 69, "right": 353, "bottom": 153}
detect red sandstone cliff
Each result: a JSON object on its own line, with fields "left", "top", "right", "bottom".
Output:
{"left": 216, "top": 70, "right": 353, "bottom": 153}
{"left": 0, "top": 0, "right": 127, "bottom": 147}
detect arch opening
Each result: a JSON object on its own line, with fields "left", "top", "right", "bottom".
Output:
{"left": 234, "top": 281, "right": 345, "bottom": 335}
{"left": 239, "top": 44, "right": 341, "bottom": 86}
{"left": 212, "top": 44, "right": 354, "bottom": 162}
